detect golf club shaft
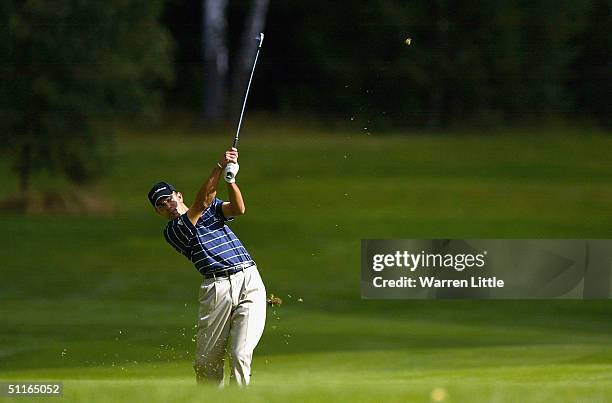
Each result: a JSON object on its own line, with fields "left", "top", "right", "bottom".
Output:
{"left": 233, "top": 33, "right": 264, "bottom": 149}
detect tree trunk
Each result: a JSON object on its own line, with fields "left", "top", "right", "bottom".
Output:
{"left": 202, "top": 0, "right": 229, "bottom": 122}
{"left": 230, "top": 0, "right": 269, "bottom": 119}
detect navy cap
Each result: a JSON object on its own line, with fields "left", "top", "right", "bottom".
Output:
{"left": 148, "top": 181, "right": 176, "bottom": 207}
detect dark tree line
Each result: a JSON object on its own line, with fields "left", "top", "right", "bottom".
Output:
{"left": 1, "top": 0, "right": 172, "bottom": 197}
{"left": 166, "top": 0, "right": 610, "bottom": 128}
{"left": 0, "top": 0, "right": 609, "bottom": 202}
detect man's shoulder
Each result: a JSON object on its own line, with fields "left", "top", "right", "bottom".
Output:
{"left": 164, "top": 215, "right": 183, "bottom": 231}
{"left": 174, "top": 213, "right": 198, "bottom": 233}
{"left": 164, "top": 215, "right": 196, "bottom": 243}
{"left": 199, "top": 200, "right": 223, "bottom": 221}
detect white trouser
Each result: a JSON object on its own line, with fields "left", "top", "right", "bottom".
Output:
{"left": 194, "top": 265, "right": 266, "bottom": 386}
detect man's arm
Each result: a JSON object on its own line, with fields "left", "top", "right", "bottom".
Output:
{"left": 186, "top": 149, "right": 237, "bottom": 226}
{"left": 222, "top": 182, "right": 246, "bottom": 218}
{"left": 186, "top": 165, "right": 223, "bottom": 226}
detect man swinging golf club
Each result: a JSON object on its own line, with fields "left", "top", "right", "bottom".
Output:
{"left": 148, "top": 148, "right": 266, "bottom": 386}
{"left": 148, "top": 33, "right": 268, "bottom": 386}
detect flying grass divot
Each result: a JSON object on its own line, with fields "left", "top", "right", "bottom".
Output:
{"left": 267, "top": 294, "right": 283, "bottom": 307}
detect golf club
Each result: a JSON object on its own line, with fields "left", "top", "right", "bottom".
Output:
{"left": 225, "top": 32, "right": 264, "bottom": 182}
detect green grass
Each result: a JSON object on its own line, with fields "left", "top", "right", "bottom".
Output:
{"left": 1, "top": 125, "right": 612, "bottom": 402}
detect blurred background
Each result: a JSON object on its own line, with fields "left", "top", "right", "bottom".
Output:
{"left": 1, "top": 1, "right": 611, "bottom": 401}
{"left": 1, "top": 0, "right": 610, "bottom": 203}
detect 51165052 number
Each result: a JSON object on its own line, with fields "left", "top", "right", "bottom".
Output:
{"left": 1, "top": 382, "right": 63, "bottom": 397}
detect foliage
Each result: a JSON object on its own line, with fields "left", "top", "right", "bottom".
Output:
{"left": 273, "top": 1, "right": 591, "bottom": 127}
{"left": 0, "top": 0, "right": 173, "bottom": 191}
{"left": 181, "top": 0, "right": 607, "bottom": 128}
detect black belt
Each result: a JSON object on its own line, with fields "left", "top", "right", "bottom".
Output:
{"left": 203, "top": 263, "right": 254, "bottom": 279}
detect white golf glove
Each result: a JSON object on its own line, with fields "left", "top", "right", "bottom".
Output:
{"left": 224, "top": 162, "right": 239, "bottom": 183}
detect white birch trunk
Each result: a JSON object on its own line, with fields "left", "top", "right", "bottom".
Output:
{"left": 202, "top": 0, "right": 229, "bottom": 122}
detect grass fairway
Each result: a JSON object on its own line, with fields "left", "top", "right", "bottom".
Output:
{"left": 1, "top": 125, "right": 612, "bottom": 402}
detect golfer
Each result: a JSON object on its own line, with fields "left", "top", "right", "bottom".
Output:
{"left": 148, "top": 148, "right": 266, "bottom": 386}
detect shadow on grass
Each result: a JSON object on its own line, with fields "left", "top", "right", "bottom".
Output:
{"left": 2, "top": 299, "right": 612, "bottom": 373}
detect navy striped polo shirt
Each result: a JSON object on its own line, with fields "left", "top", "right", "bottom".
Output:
{"left": 163, "top": 198, "right": 254, "bottom": 275}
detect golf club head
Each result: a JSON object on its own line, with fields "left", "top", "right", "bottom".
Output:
{"left": 256, "top": 33, "right": 264, "bottom": 48}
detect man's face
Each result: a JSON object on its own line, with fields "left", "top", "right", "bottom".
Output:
{"left": 154, "top": 191, "right": 182, "bottom": 220}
